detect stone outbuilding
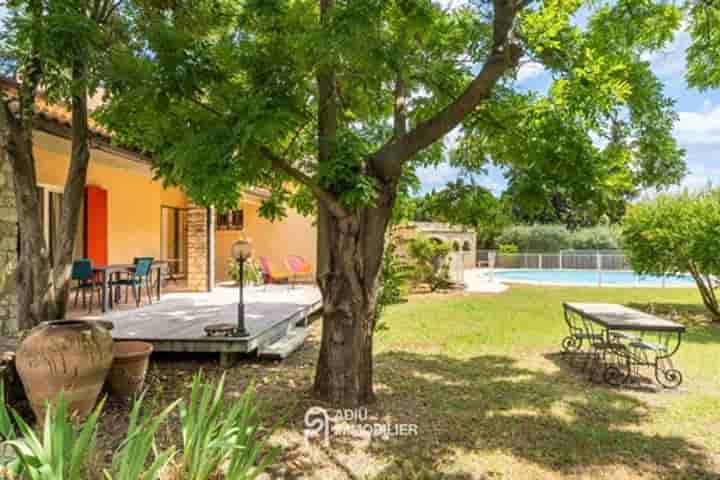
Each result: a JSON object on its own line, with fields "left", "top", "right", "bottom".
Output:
{"left": 395, "top": 221, "right": 477, "bottom": 273}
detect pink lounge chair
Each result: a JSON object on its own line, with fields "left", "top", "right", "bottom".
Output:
{"left": 285, "top": 255, "right": 314, "bottom": 287}
{"left": 258, "top": 256, "right": 290, "bottom": 285}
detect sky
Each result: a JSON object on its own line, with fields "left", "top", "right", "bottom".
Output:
{"left": 416, "top": 10, "right": 720, "bottom": 196}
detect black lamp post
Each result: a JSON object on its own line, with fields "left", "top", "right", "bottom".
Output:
{"left": 204, "top": 237, "right": 253, "bottom": 338}
{"left": 230, "top": 238, "right": 252, "bottom": 337}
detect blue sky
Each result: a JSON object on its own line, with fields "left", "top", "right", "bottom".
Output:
{"left": 417, "top": 16, "right": 720, "bottom": 196}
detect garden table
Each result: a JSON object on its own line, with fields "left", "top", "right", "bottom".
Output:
{"left": 562, "top": 302, "right": 685, "bottom": 388}
{"left": 95, "top": 261, "right": 167, "bottom": 313}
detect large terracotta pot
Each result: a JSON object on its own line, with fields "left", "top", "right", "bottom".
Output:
{"left": 15, "top": 320, "right": 114, "bottom": 421}
{"left": 106, "top": 341, "right": 153, "bottom": 398}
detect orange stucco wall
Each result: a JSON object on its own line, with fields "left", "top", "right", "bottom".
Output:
{"left": 214, "top": 200, "right": 317, "bottom": 283}
{"left": 33, "top": 131, "right": 187, "bottom": 265}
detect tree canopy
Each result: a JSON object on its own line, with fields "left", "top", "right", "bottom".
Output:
{"left": 452, "top": 0, "right": 686, "bottom": 223}
{"left": 88, "top": 0, "right": 696, "bottom": 405}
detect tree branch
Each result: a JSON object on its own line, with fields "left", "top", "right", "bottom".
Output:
{"left": 259, "top": 146, "right": 347, "bottom": 218}
{"left": 369, "top": 0, "right": 524, "bottom": 181}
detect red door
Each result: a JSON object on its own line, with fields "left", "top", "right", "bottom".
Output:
{"left": 84, "top": 186, "right": 108, "bottom": 266}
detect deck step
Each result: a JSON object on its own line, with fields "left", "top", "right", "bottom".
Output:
{"left": 258, "top": 327, "right": 310, "bottom": 360}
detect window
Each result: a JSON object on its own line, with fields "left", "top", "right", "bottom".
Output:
{"left": 32, "top": 185, "right": 84, "bottom": 263}
{"left": 216, "top": 209, "right": 244, "bottom": 231}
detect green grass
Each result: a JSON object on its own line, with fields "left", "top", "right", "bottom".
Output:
{"left": 145, "top": 285, "right": 720, "bottom": 479}
{"left": 366, "top": 286, "right": 720, "bottom": 479}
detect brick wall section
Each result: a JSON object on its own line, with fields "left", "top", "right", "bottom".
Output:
{"left": 0, "top": 147, "right": 18, "bottom": 334}
{"left": 186, "top": 205, "right": 214, "bottom": 292}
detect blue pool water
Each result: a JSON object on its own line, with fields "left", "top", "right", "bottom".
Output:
{"left": 494, "top": 270, "right": 695, "bottom": 286}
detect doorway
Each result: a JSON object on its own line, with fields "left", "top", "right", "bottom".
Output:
{"left": 160, "top": 206, "right": 188, "bottom": 280}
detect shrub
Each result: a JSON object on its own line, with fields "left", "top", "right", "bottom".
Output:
{"left": 622, "top": 190, "right": 720, "bottom": 320}
{"left": 407, "top": 237, "right": 452, "bottom": 291}
{"left": 498, "top": 244, "right": 519, "bottom": 254}
{"left": 497, "top": 224, "right": 622, "bottom": 251}
{"left": 1, "top": 393, "right": 104, "bottom": 480}
{"left": 569, "top": 225, "right": 621, "bottom": 250}
{"left": 104, "top": 393, "right": 178, "bottom": 480}
{"left": 228, "top": 258, "right": 264, "bottom": 285}
{"left": 375, "top": 237, "right": 411, "bottom": 331}
{"left": 497, "top": 225, "right": 571, "bottom": 252}
{"left": 177, "top": 373, "right": 278, "bottom": 480}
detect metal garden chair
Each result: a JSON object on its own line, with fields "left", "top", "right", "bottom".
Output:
{"left": 71, "top": 258, "right": 101, "bottom": 313}
{"left": 110, "top": 258, "right": 154, "bottom": 307}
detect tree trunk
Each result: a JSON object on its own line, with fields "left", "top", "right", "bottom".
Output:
{"left": 311, "top": 0, "right": 522, "bottom": 405}
{"left": 1, "top": 98, "right": 54, "bottom": 330}
{"left": 689, "top": 263, "right": 720, "bottom": 320}
{"left": 52, "top": 59, "right": 92, "bottom": 319}
{"left": 313, "top": 184, "right": 395, "bottom": 406}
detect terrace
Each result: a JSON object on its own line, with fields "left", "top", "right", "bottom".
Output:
{"left": 70, "top": 283, "right": 322, "bottom": 364}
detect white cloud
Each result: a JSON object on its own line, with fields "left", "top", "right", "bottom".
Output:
{"left": 672, "top": 101, "right": 720, "bottom": 190}
{"left": 643, "top": 29, "right": 691, "bottom": 78}
{"left": 675, "top": 105, "right": 720, "bottom": 146}
{"left": 516, "top": 61, "right": 546, "bottom": 83}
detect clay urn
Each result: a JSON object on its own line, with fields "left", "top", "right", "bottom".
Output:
{"left": 15, "top": 320, "right": 114, "bottom": 421}
{"left": 106, "top": 341, "right": 153, "bottom": 398}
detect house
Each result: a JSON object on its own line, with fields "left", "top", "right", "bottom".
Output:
{"left": 0, "top": 78, "right": 317, "bottom": 331}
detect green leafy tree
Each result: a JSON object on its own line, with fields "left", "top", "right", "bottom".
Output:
{"left": 453, "top": 0, "right": 686, "bottom": 226}
{"left": 0, "top": 0, "right": 123, "bottom": 328}
{"left": 415, "top": 179, "right": 509, "bottom": 248}
{"left": 622, "top": 191, "right": 720, "bottom": 320}
{"left": 687, "top": 1, "right": 720, "bottom": 89}
{"left": 96, "top": 0, "right": 686, "bottom": 405}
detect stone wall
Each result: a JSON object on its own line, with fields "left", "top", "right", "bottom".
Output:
{"left": 186, "top": 205, "right": 214, "bottom": 292}
{"left": 0, "top": 147, "right": 18, "bottom": 334}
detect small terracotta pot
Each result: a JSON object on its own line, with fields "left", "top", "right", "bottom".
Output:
{"left": 106, "top": 341, "right": 153, "bottom": 397}
{"left": 15, "top": 320, "right": 114, "bottom": 421}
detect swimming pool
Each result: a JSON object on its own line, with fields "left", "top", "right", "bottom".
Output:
{"left": 493, "top": 269, "right": 695, "bottom": 287}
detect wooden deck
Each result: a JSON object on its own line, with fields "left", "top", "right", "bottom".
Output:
{"left": 96, "top": 284, "right": 322, "bottom": 355}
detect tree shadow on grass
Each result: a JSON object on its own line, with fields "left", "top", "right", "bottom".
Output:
{"left": 356, "top": 352, "right": 718, "bottom": 479}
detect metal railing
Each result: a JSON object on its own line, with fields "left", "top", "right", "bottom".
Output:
{"left": 477, "top": 249, "right": 631, "bottom": 271}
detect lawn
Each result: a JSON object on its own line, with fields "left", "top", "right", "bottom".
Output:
{"left": 123, "top": 285, "right": 720, "bottom": 479}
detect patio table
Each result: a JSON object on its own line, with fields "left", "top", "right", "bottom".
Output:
{"left": 95, "top": 261, "right": 167, "bottom": 313}
{"left": 562, "top": 302, "right": 686, "bottom": 388}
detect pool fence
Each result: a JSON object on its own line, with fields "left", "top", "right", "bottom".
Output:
{"left": 475, "top": 249, "right": 676, "bottom": 287}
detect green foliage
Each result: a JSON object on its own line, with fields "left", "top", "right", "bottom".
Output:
{"left": 687, "top": 1, "right": 720, "bottom": 89}
{"left": 497, "top": 225, "right": 571, "bottom": 252}
{"left": 96, "top": 0, "right": 467, "bottom": 214}
{"left": 0, "top": 382, "right": 14, "bottom": 443}
{"left": 2, "top": 394, "right": 104, "bottom": 480}
{"left": 622, "top": 191, "right": 720, "bottom": 318}
{"left": 375, "top": 236, "right": 411, "bottom": 331}
{"left": 228, "top": 258, "right": 264, "bottom": 286}
{"left": 1, "top": 0, "right": 120, "bottom": 101}
{"left": 104, "top": 394, "right": 178, "bottom": 480}
{"left": 178, "top": 373, "right": 277, "bottom": 480}
{"left": 497, "top": 224, "right": 621, "bottom": 251}
{"left": 622, "top": 192, "right": 700, "bottom": 276}
{"left": 454, "top": 0, "right": 685, "bottom": 221}
{"left": 407, "top": 237, "right": 452, "bottom": 291}
{"left": 569, "top": 225, "right": 621, "bottom": 250}
{"left": 412, "top": 179, "right": 509, "bottom": 248}
{"left": 0, "top": 377, "right": 278, "bottom": 479}
{"left": 498, "top": 244, "right": 519, "bottom": 254}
